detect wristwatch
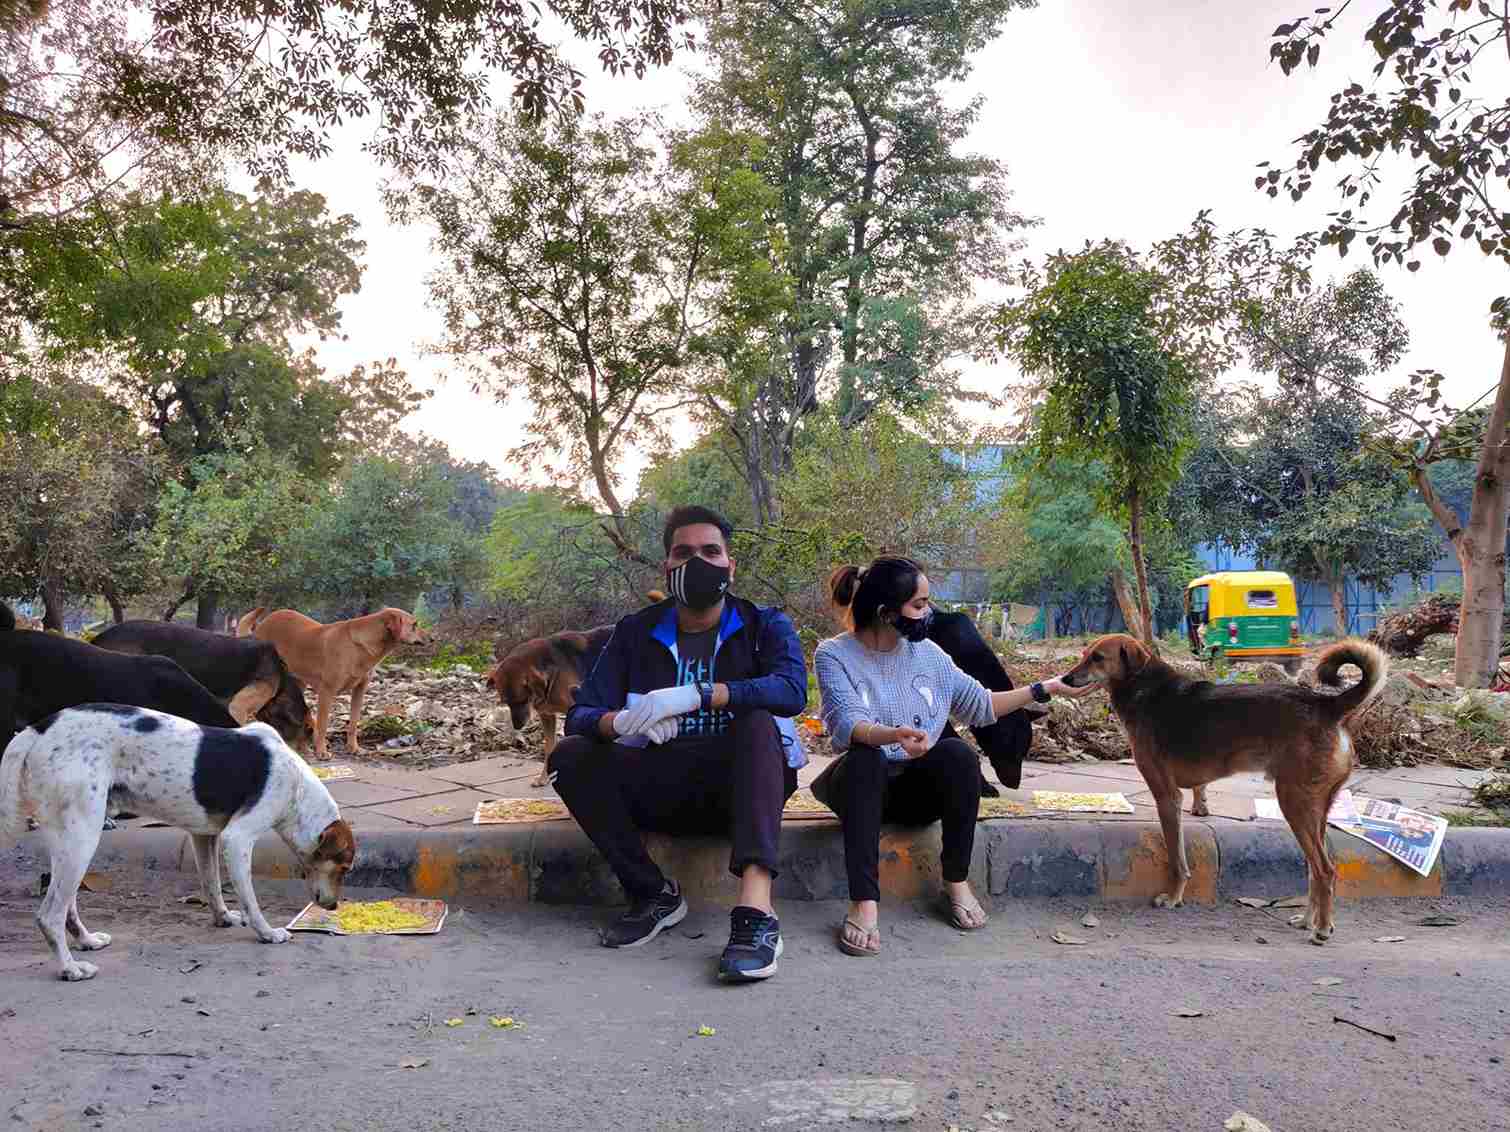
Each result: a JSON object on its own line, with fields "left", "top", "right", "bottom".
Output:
{"left": 1030, "top": 681, "right": 1051, "bottom": 704}
{"left": 698, "top": 681, "right": 715, "bottom": 713}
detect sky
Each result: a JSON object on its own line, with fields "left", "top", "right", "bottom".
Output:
{"left": 283, "top": 0, "right": 1507, "bottom": 497}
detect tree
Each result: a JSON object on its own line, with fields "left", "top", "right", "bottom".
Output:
{"left": 144, "top": 447, "right": 321, "bottom": 622}
{"left": 290, "top": 454, "right": 475, "bottom": 615}
{"left": 988, "top": 456, "right": 1201, "bottom": 639}
{"left": 688, "top": 0, "right": 1032, "bottom": 522}
{"left": 995, "top": 243, "right": 1197, "bottom": 646}
{"left": 392, "top": 112, "right": 713, "bottom": 561}
{"left": 0, "top": 0, "right": 698, "bottom": 230}
{"left": 17, "top": 184, "right": 393, "bottom": 625}
{"left": 23, "top": 186, "right": 364, "bottom": 475}
{"left": 481, "top": 488, "right": 648, "bottom": 639}
{"left": 0, "top": 376, "right": 162, "bottom": 627}
{"left": 1181, "top": 388, "right": 1442, "bottom": 632}
{"left": 1258, "top": 1, "right": 1510, "bottom": 685}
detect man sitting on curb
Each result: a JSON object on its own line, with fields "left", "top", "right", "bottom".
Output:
{"left": 551, "top": 505, "right": 807, "bottom": 982}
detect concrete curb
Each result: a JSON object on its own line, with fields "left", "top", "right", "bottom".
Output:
{"left": 9, "top": 818, "right": 1510, "bottom": 906}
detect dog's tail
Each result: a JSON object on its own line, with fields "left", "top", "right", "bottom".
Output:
{"left": 0, "top": 727, "right": 37, "bottom": 838}
{"left": 236, "top": 606, "right": 267, "bottom": 638}
{"left": 1316, "top": 638, "right": 1389, "bottom": 725}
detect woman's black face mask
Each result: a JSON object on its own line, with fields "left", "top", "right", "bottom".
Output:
{"left": 892, "top": 605, "right": 933, "bottom": 643}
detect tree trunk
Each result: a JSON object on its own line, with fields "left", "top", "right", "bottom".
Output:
{"left": 101, "top": 579, "right": 126, "bottom": 624}
{"left": 1126, "top": 488, "right": 1156, "bottom": 646}
{"left": 41, "top": 578, "right": 66, "bottom": 631}
{"left": 1411, "top": 340, "right": 1510, "bottom": 687}
{"left": 1108, "top": 566, "right": 1141, "bottom": 637}
{"left": 196, "top": 588, "right": 221, "bottom": 631}
{"left": 163, "top": 581, "right": 195, "bottom": 622}
{"left": 1328, "top": 570, "right": 1349, "bottom": 637}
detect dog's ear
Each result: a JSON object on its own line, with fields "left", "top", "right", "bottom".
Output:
{"left": 1118, "top": 640, "right": 1150, "bottom": 674}
{"left": 317, "top": 820, "right": 356, "bottom": 865}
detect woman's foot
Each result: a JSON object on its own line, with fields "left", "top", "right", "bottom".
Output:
{"left": 838, "top": 899, "right": 880, "bottom": 956}
{"left": 942, "top": 881, "right": 988, "bottom": 930}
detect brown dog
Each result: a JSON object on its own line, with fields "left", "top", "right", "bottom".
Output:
{"left": 487, "top": 624, "right": 615, "bottom": 786}
{"left": 1061, "top": 633, "right": 1386, "bottom": 945}
{"left": 238, "top": 607, "right": 425, "bottom": 760}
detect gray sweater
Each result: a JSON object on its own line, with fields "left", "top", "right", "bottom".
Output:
{"left": 814, "top": 632, "right": 996, "bottom": 762}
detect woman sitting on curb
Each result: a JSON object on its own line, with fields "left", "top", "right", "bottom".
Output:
{"left": 813, "top": 557, "right": 1093, "bottom": 957}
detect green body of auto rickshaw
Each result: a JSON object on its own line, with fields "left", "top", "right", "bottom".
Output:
{"left": 1185, "top": 571, "right": 1305, "bottom": 673}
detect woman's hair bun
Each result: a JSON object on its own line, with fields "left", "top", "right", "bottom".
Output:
{"left": 828, "top": 564, "right": 860, "bottom": 607}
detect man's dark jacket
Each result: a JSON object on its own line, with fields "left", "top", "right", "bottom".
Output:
{"left": 565, "top": 595, "right": 807, "bottom": 746}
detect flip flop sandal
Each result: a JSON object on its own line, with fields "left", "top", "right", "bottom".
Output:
{"left": 943, "top": 895, "right": 989, "bottom": 931}
{"left": 837, "top": 917, "right": 881, "bottom": 957}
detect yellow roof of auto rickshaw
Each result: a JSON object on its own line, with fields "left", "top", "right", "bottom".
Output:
{"left": 1186, "top": 570, "right": 1296, "bottom": 591}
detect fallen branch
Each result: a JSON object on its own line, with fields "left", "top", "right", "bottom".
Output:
{"left": 1332, "top": 1016, "right": 1396, "bottom": 1042}
{"left": 59, "top": 1047, "right": 206, "bottom": 1059}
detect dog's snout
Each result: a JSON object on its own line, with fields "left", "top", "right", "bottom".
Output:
{"left": 317, "top": 894, "right": 339, "bottom": 911}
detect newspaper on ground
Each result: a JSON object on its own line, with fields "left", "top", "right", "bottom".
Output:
{"left": 1254, "top": 789, "right": 1446, "bottom": 877}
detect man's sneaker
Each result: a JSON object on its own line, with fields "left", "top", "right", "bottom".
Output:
{"left": 718, "top": 906, "right": 783, "bottom": 982}
{"left": 602, "top": 880, "right": 687, "bottom": 948}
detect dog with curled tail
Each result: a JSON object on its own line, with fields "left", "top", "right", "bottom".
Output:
{"left": 1061, "top": 635, "right": 1386, "bottom": 945}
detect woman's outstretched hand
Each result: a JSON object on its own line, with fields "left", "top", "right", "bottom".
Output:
{"left": 895, "top": 726, "right": 929, "bottom": 758}
{"left": 1045, "top": 677, "right": 1098, "bottom": 700}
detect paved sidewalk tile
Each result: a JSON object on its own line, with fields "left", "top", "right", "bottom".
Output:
{"left": 344, "top": 767, "right": 460, "bottom": 798}
{"left": 343, "top": 809, "right": 424, "bottom": 831}
{"left": 1376, "top": 765, "right": 1493, "bottom": 789}
{"left": 326, "top": 779, "right": 430, "bottom": 808}
{"left": 1021, "top": 771, "right": 1149, "bottom": 796}
{"left": 1047, "top": 762, "right": 1147, "bottom": 783}
{"left": 797, "top": 754, "right": 835, "bottom": 788}
{"left": 426, "top": 757, "right": 533, "bottom": 787}
{"left": 364, "top": 788, "right": 499, "bottom": 828}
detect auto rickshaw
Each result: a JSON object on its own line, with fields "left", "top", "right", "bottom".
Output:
{"left": 1184, "top": 570, "right": 1304, "bottom": 672}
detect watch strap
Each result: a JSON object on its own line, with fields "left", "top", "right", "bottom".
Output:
{"left": 1030, "top": 681, "right": 1050, "bottom": 704}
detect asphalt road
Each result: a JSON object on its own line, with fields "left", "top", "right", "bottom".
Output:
{"left": 2, "top": 871, "right": 1507, "bottom": 1131}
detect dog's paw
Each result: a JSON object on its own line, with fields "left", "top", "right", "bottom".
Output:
{"left": 1309, "top": 924, "right": 1334, "bottom": 945}
{"left": 214, "top": 910, "right": 246, "bottom": 929}
{"left": 1153, "top": 893, "right": 1183, "bottom": 909}
{"left": 76, "top": 930, "right": 111, "bottom": 951}
{"left": 60, "top": 959, "right": 99, "bottom": 981}
{"left": 1190, "top": 801, "right": 1210, "bottom": 817}
{"left": 1288, "top": 912, "right": 1312, "bottom": 929}
{"left": 258, "top": 927, "right": 292, "bottom": 944}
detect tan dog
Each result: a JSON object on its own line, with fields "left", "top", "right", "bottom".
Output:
{"left": 238, "top": 607, "right": 425, "bottom": 760}
{"left": 1061, "top": 634, "right": 1386, "bottom": 945}
{"left": 488, "top": 624, "right": 615, "bottom": 787}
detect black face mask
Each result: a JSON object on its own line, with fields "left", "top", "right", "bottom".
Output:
{"left": 892, "top": 605, "right": 933, "bottom": 643}
{"left": 667, "top": 555, "right": 731, "bottom": 611}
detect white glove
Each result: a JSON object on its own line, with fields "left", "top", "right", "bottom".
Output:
{"left": 616, "top": 684, "right": 702, "bottom": 734}
{"left": 644, "top": 717, "right": 680, "bottom": 745}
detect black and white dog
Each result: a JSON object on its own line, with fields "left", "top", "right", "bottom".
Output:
{"left": 0, "top": 704, "right": 356, "bottom": 981}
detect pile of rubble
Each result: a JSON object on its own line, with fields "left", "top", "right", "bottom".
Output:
{"left": 323, "top": 662, "right": 540, "bottom": 768}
